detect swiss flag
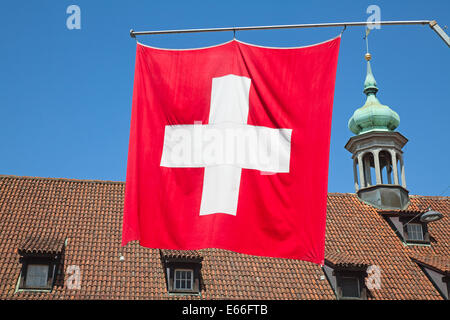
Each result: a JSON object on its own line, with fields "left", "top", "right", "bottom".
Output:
{"left": 122, "top": 37, "right": 340, "bottom": 264}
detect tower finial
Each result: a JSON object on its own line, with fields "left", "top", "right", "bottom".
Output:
{"left": 363, "top": 28, "right": 378, "bottom": 95}
{"left": 363, "top": 56, "right": 378, "bottom": 95}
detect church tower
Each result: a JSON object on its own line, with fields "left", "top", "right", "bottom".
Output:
{"left": 345, "top": 52, "right": 410, "bottom": 210}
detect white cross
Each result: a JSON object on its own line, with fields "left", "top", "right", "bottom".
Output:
{"left": 160, "top": 74, "right": 292, "bottom": 216}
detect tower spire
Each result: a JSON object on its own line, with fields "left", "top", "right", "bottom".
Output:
{"left": 348, "top": 32, "right": 400, "bottom": 135}
{"left": 363, "top": 53, "right": 378, "bottom": 95}
{"left": 363, "top": 30, "right": 378, "bottom": 96}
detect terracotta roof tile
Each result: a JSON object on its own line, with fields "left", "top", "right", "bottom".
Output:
{"left": 160, "top": 249, "right": 203, "bottom": 262}
{"left": 18, "top": 236, "right": 65, "bottom": 255}
{"left": 0, "top": 175, "right": 448, "bottom": 300}
{"left": 411, "top": 254, "right": 450, "bottom": 274}
{"left": 325, "top": 251, "right": 369, "bottom": 269}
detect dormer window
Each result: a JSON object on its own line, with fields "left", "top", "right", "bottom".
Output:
{"left": 333, "top": 271, "right": 367, "bottom": 300}
{"left": 323, "top": 252, "right": 369, "bottom": 300}
{"left": 20, "top": 260, "right": 56, "bottom": 290}
{"left": 402, "top": 219, "right": 429, "bottom": 244}
{"left": 174, "top": 269, "right": 194, "bottom": 291}
{"left": 340, "top": 276, "right": 361, "bottom": 298}
{"left": 160, "top": 250, "right": 202, "bottom": 295}
{"left": 17, "top": 237, "right": 65, "bottom": 292}
{"left": 26, "top": 264, "right": 49, "bottom": 288}
{"left": 406, "top": 223, "right": 424, "bottom": 241}
{"left": 380, "top": 210, "right": 432, "bottom": 245}
{"left": 411, "top": 255, "right": 449, "bottom": 300}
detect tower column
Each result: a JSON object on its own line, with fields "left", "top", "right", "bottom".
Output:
{"left": 353, "top": 158, "right": 359, "bottom": 191}
{"left": 399, "top": 154, "right": 407, "bottom": 188}
{"left": 386, "top": 153, "right": 392, "bottom": 184}
{"left": 357, "top": 153, "right": 366, "bottom": 188}
{"left": 363, "top": 153, "right": 372, "bottom": 186}
{"left": 373, "top": 149, "right": 382, "bottom": 185}
{"left": 390, "top": 150, "right": 399, "bottom": 185}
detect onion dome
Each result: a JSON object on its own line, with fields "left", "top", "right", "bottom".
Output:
{"left": 348, "top": 53, "right": 400, "bottom": 135}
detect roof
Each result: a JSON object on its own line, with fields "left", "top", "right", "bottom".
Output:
{"left": 160, "top": 249, "right": 203, "bottom": 262}
{"left": 324, "top": 251, "right": 369, "bottom": 270}
{"left": 0, "top": 174, "right": 448, "bottom": 300}
{"left": 378, "top": 209, "right": 429, "bottom": 217}
{"left": 411, "top": 254, "right": 450, "bottom": 274}
{"left": 18, "top": 236, "right": 65, "bottom": 255}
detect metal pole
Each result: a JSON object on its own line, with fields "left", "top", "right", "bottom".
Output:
{"left": 130, "top": 20, "right": 450, "bottom": 47}
{"left": 429, "top": 20, "right": 450, "bottom": 47}
{"left": 130, "top": 20, "right": 431, "bottom": 36}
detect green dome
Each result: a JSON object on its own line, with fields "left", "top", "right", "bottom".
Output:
{"left": 348, "top": 58, "right": 400, "bottom": 135}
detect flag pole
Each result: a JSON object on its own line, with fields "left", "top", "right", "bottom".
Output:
{"left": 130, "top": 20, "right": 449, "bottom": 47}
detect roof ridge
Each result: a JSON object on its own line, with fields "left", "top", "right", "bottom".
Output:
{"left": 409, "top": 194, "right": 450, "bottom": 199}
{"left": 0, "top": 174, "right": 125, "bottom": 185}
{"left": 0, "top": 175, "right": 449, "bottom": 200}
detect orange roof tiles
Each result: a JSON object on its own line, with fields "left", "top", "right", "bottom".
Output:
{"left": 325, "top": 251, "right": 369, "bottom": 269}
{"left": 0, "top": 175, "right": 448, "bottom": 300}
{"left": 411, "top": 254, "right": 450, "bottom": 274}
{"left": 160, "top": 249, "right": 203, "bottom": 262}
{"left": 18, "top": 236, "right": 65, "bottom": 255}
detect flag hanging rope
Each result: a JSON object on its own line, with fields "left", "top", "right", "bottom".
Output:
{"left": 129, "top": 20, "right": 449, "bottom": 47}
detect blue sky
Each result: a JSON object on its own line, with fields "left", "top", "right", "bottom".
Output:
{"left": 0, "top": 1, "right": 448, "bottom": 196}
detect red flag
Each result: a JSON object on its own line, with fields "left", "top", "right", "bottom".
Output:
{"left": 122, "top": 37, "right": 340, "bottom": 264}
